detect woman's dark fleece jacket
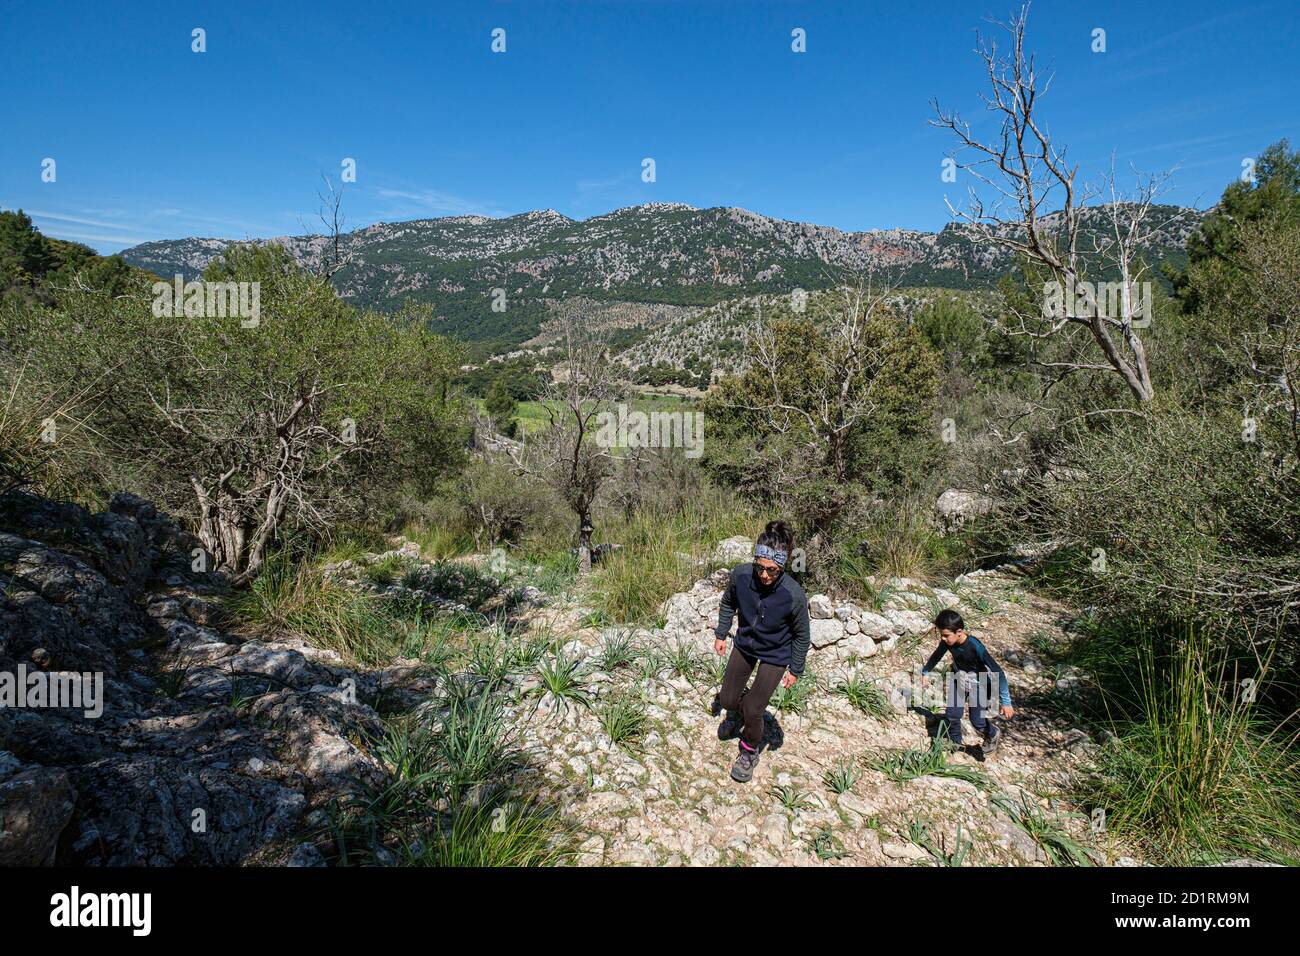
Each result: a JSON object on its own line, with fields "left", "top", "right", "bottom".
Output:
{"left": 713, "top": 563, "right": 811, "bottom": 676}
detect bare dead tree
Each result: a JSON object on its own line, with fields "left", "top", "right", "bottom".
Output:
{"left": 298, "top": 173, "right": 353, "bottom": 284}
{"left": 502, "top": 311, "right": 627, "bottom": 573}
{"left": 931, "top": 3, "right": 1183, "bottom": 403}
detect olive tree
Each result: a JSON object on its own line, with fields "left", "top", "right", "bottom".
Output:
{"left": 700, "top": 283, "right": 941, "bottom": 562}
{"left": 9, "top": 243, "right": 466, "bottom": 581}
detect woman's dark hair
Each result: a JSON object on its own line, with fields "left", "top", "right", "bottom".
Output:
{"left": 756, "top": 519, "right": 795, "bottom": 556}
{"left": 934, "top": 609, "right": 965, "bottom": 632}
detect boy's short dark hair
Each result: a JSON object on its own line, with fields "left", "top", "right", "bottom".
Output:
{"left": 934, "top": 608, "right": 965, "bottom": 632}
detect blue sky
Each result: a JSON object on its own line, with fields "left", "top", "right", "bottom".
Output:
{"left": 3, "top": 0, "right": 1297, "bottom": 253}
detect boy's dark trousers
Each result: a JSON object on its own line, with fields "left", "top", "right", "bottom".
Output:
{"left": 719, "top": 648, "right": 785, "bottom": 750}
{"left": 941, "top": 670, "right": 994, "bottom": 745}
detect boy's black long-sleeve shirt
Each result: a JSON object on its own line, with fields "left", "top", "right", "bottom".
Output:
{"left": 920, "top": 634, "right": 1013, "bottom": 707}
{"left": 714, "top": 563, "right": 810, "bottom": 676}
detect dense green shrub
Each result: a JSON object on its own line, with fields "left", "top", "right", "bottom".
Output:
{"left": 1003, "top": 405, "right": 1298, "bottom": 643}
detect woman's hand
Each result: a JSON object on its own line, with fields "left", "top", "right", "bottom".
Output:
{"left": 714, "top": 639, "right": 728, "bottom": 656}
{"left": 782, "top": 672, "right": 797, "bottom": 689}
{"left": 1000, "top": 705, "right": 1015, "bottom": 719}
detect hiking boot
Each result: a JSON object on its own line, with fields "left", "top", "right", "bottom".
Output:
{"left": 717, "top": 710, "right": 742, "bottom": 741}
{"left": 981, "top": 724, "right": 1001, "bottom": 756}
{"left": 730, "top": 746, "right": 761, "bottom": 782}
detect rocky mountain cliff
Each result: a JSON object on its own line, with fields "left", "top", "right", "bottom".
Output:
{"left": 119, "top": 202, "right": 1204, "bottom": 353}
{"left": 0, "top": 492, "right": 401, "bottom": 864}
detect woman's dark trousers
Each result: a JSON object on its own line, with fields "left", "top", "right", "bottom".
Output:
{"left": 718, "top": 648, "right": 785, "bottom": 750}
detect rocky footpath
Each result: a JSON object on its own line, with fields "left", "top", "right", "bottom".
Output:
{"left": 3, "top": 492, "right": 1116, "bottom": 868}
{"left": 495, "top": 554, "right": 1112, "bottom": 867}
{"left": 0, "top": 491, "right": 413, "bottom": 866}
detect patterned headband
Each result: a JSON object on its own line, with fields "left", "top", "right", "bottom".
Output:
{"left": 754, "top": 544, "right": 788, "bottom": 567}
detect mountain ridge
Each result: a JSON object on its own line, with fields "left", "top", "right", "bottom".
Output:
{"left": 118, "top": 201, "right": 1206, "bottom": 353}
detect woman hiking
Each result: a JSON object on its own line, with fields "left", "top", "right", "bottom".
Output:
{"left": 711, "top": 520, "right": 810, "bottom": 782}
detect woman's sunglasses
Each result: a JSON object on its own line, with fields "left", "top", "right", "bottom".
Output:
{"left": 754, "top": 563, "right": 782, "bottom": 578}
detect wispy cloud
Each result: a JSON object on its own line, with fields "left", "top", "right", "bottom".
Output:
{"left": 1122, "top": 8, "right": 1263, "bottom": 60}
{"left": 569, "top": 170, "right": 645, "bottom": 215}
{"left": 22, "top": 210, "right": 131, "bottom": 230}
{"left": 1095, "top": 6, "right": 1279, "bottom": 86}
{"left": 1, "top": 201, "right": 290, "bottom": 251}
{"left": 38, "top": 228, "right": 153, "bottom": 246}
{"left": 576, "top": 175, "right": 627, "bottom": 192}
{"left": 1076, "top": 123, "right": 1289, "bottom": 174}
{"left": 8, "top": 207, "right": 151, "bottom": 246}
{"left": 370, "top": 186, "right": 506, "bottom": 219}
{"left": 148, "top": 210, "right": 284, "bottom": 235}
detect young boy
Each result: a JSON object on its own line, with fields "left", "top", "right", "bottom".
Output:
{"left": 919, "top": 609, "right": 1014, "bottom": 755}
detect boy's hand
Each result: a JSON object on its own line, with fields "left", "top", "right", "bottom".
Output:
{"left": 782, "top": 672, "right": 797, "bottom": 689}
{"left": 1000, "top": 705, "right": 1015, "bottom": 719}
{"left": 714, "top": 639, "right": 727, "bottom": 656}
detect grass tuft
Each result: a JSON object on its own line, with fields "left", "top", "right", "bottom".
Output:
{"left": 834, "top": 672, "right": 894, "bottom": 718}
{"left": 823, "top": 759, "right": 860, "bottom": 795}
{"left": 866, "top": 737, "right": 992, "bottom": 789}
{"left": 1072, "top": 621, "right": 1300, "bottom": 865}
{"left": 597, "top": 692, "right": 649, "bottom": 746}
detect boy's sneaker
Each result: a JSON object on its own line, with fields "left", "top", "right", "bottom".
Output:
{"left": 717, "top": 711, "right": 742, "bottom": 741}
{"left": 730, "top": 746, "right": 761, "bottom": 783}
{"left": 981, "top": 724, "right": 1001, "bottom": 756}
